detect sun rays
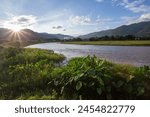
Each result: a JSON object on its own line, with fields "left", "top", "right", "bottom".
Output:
{"left": 4, "top": 28, "right": 34, "bottom": 47}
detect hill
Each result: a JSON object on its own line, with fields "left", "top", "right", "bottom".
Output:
{"left": 0, "top": 28, "right": 72, "bottom": 47}
{"left": 80, "top": 21, "right": 150, "bottom": 39}
{"left": 39, "top": 33, "right": 73, "bottom": 40}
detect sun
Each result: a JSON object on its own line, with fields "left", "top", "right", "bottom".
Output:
{"left": 12, "top": 28, "right": 21, "bottom": 32}
{"left": 10, "top": 26, "right": 22, "bottom": 32}
{"left": 3, "top": 22, "right": 22, "bottom": 32}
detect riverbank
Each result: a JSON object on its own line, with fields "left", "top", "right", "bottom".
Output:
{"left": 27, "top": 42, "right": 150, "bottom": 66}
{"left": 63, "top": 40, "right": 150, "bottom": 46}
{"left": 0, "top": 47, "right": 150, "bottom": 100}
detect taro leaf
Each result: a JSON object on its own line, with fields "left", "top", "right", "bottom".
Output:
{"left": 74, "top": 73, "right": 84, "bottom": 82}
{"left": 106, "top": 94, "right": 112, "bottom": 100}
{"left": 79, "top": 73, "right": 84, "bottom": 78}
{"left": 117, "top": 80, "right": 124, "bottom": 87}
{"left": 137, "top": 87, "right": 145, "bottom": 96}
{"left": 88, "top": 82, "right": 95, "bottom": 87}
{"left": 126, "top": 84, "right": 132, "bottom": 93}
{"left": 79, "top": 95, "right": 82, "bottom": 100}
{"left": 61, "top": 72, "right": 65, "bottom": 77}
{"left": 97, "top": 88, "right": 102, "bottom": 95}
{"left": 73, "top": 76, "right": 78, "bottom": 82}
{"left": 98, "top": 78, "right": 104, "bottom": 86}
{"left": 61, "top": 86, "right": 65, "bottom": 94}
{"left": 76, "top": 81, "right": 82, "bottom": 91}
{"left": 87, "top": 69, "right": 96, "bottom": 76}
{"left": 106, "top": 86, "right": 111, "bottom": 92}
{"left": 48, "top": 81, "right": 53, "bottom": 85}
{"left": 112, "top": 82, "right": 117, "bottom": 88}
{"left": 54, "top": 81, "right": 59, "bottom": 86}
{"left": 98, "top": 60, "right": 105, "bottom": 67}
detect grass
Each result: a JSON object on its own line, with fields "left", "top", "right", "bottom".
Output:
{"left": 0, "top": 38, "right": 53, "bottom": 48}
{"left": 63, "top": 40, "right": 150, "bottom": 46}
{"left": 0, "top": 47, "right": 150, "bottom": 100}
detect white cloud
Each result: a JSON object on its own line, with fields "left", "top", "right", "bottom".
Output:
{"left": 52, "top": 25, "right": 63, "bottom": 29}
{"left": 112, "top": 0, "right": 150, "bottom": 13}
{"left": 121, "top": 16, "right": 137, "bottom": 24}
{"left": 33, "top": 9, "right": 73, "bottom": 34}
{"left": 121, "top": 0, "right": 150, "bottom": 13}
{"left": 69, "top": 16, "right": 91, "bottom": 25}
{"left": 136, "top": 13, "right": 150, "bottom": 22}
{"left": 96, "top": 16, "right": 113, "bottom": 24}
{"left": 121, "top": 13, "right": 150, "bottom": 25}
{"left": 3, "top": 15, "right": 37, "bottom": 29}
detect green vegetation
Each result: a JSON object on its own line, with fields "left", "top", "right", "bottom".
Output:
{"left": 0, "top": 39, "right": 52, "bottom": 48}
{"left": 0, "top": 47, "right": 150, "bottom": 99}
{"left": 63, "top": 40, "right": 150, "bottom": 46}
{"left": 0, "top": 47, "right": 64, "bottom": 99}
{"left": 0, "top": 41, "right": 37, "bottom": 48}
{"left": 51, "top": 56, "right": 150, "bottom": 99}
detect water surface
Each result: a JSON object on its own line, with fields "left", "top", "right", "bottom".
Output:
{"left": 27, "top": 43, "right": 150, "bottom": 66}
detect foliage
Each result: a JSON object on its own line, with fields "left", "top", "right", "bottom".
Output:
{"left": 0, "top": 47, "right": 64, "bottom": 99}
{"left": 50, "top": 56, "right": 150, "bottom": 100}
{"left": 0, "top": 47, "right": 149, "bottom": 100}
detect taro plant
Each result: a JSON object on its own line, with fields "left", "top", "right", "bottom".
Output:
{"left": 51, "top": 56, "right": 150, "bottom": 100}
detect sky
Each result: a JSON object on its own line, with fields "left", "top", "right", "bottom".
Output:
{"left": 0, "top": 0, "right": 150, "bottom": 36}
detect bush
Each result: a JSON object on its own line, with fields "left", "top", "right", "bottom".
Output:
{"left": 51, "top": 56, "right": 150, "bottom": 100}
{"left": 0, "top": 47, "right": 64, "bottom": 99}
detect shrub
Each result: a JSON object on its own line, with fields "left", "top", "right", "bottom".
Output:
{"left": 51, "top": 56, "right": 150, "bottom": 99}
{"left": 0, "top": 47, "right": 64, "bottom": 99}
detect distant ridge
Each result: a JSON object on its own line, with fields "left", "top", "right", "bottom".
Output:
{"left": 0, "top": 28, "right": 73, "bottom": 47}
{"left": 39, "top": 32, "right": 73, "bottom": 39}
{"left": 0, "top": 28, "right": 73, "bottom": 41}
{"left": 80, "top": 21, "right": 150, "bottom": 39}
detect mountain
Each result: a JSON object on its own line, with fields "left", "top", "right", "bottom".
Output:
{"left": 80, "top": 21, "right": 150, "bottom": 39}
{"left": 0, "top": 28, "right": 73, "bottom": 40}
{"left": 0, "top": 28, "right": 72, "bottom": 47}
{"left": 38, "top": 33, "right": 73, "bottom": 39}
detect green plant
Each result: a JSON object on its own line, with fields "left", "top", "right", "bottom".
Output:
{"left": 51, "top": 56, "right": 150, "bottom": 100}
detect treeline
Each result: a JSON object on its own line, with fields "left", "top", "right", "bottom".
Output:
{"left": 62, "top": 35, "right": 150, "bottom": 42}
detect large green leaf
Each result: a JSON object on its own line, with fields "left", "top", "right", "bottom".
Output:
{"left": 117, "top": 80, "right": 124, "bottom": 87}
{"left": 97, "top": 88, "right": 102, "bottom": 95}
{"left": 76, "top": 81, "right": 82, "bottom": 91}
{"left": 98, "top": 78, "right": 104, "bottom": 86}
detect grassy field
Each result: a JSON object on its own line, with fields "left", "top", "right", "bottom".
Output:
{"left": 63, "top": 40, "right": 150, "bottom": 46}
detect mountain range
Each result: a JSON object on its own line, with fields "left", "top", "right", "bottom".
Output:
{"left": 0, "top": 21, "right": 150, "bottom": 47}
{"left": 0, "top": 28, "right": 73, "bottom": 47}
{"left": 80, "top": 21, "right": 150, "bottom": 39}
{"left": 0, "top": 28, "right": 73, "bottom": 41}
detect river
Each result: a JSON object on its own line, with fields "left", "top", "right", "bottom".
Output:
{"left": 27, "top": 42, "right": 150, "bottom": 66}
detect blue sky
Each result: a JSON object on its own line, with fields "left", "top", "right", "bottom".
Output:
{"left": 0, "top": 0, "right": 150, "bottom": 35}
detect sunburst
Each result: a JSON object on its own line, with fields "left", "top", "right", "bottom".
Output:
{"left": 11, "top": 27, "right": 21, "bottom": 32}
{"left": 8, "top": 26, "right": 22, "bottom": 33}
